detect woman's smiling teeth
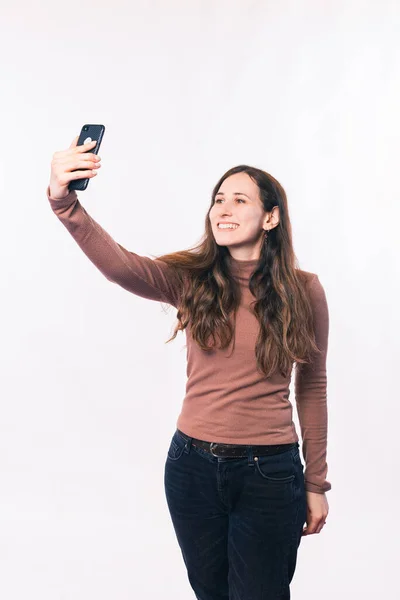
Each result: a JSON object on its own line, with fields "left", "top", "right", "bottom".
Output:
{"left": 217, "top": 223, "right": 240, "bottom": 230}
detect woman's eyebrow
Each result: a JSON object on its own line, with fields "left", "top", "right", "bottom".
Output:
{"left": 215, "top": 192, "right": 251, "bottom": 199}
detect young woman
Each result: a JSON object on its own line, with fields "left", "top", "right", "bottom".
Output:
{"left": 48, "top": 136, "right": 330, "bottom": 600}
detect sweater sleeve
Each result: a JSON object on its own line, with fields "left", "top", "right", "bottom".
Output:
{"left": 294, "top": 274, "right": 331, "bottom": 494}
{"left": 47, "top": 186, "right": 182, "bottom": 307}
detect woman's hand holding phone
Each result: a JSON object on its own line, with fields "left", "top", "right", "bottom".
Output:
{"left": 49, "top": 136, "right": 102, "bottom": 200}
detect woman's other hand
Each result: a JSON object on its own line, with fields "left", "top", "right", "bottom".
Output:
{"left": 302, "top": 491, "right": 329, "bottom": 535}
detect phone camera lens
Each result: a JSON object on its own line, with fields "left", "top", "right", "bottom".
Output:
{"left": 83, "top": 127, "right": 88, "bottom": 131}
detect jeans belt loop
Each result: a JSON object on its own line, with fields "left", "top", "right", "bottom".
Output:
{"left": 247, "top": 445, "right": 254, "bottom": 466}
{"left": 184, "top": 436, "right": 192, "bottom": 454}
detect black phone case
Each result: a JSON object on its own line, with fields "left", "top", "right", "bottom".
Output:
{"left": 68, "top": 124, "right": 105, "bottom": 191}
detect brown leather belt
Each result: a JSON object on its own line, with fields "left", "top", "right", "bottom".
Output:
{"left": 177, "top": 429, "right": 297, "bottom": 458}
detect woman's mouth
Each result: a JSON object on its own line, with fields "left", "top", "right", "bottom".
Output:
{"left": 217, "top": 223, "right": 240, "bottom": 230}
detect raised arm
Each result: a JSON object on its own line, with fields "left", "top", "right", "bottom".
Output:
{"left": 47, "top": 136, "right": 182, "bottom": 307}
{"left": 294, "top": 274, "right": 331, "bottom": 495}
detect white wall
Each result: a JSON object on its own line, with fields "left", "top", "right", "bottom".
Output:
{"left": 1, "top": 1, "right": 399, "bottom": 598}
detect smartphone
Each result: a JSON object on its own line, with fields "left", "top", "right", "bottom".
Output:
{"left": 68, "top": 124, "right": 105, "bottom": 191}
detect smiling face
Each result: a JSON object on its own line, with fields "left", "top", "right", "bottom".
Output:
{"left": 209, "top": 172, "right": 279, "bottom": 260}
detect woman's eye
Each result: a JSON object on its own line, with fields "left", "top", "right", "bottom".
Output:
{"left": 214, "top": 198, "right": 245, "bottom": 203}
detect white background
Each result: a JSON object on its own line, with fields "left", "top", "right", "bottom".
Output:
{"left": 1, "top": 1, "right": 399, "bottom": 598}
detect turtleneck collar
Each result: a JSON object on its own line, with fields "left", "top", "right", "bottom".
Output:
{"left": 227, "top": 255, "right": 260, "bottom": 280}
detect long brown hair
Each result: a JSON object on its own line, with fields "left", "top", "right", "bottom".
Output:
{"left": 155, "top": 165, "right": 320, "bottom": 378}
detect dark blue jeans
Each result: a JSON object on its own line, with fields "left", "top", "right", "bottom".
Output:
{"left": 164, "top": 429, "right": 307, "bottom": 600}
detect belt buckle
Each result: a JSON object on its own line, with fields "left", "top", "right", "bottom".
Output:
{"left": 209, "top": 442, "right": 223, "bottom": 457}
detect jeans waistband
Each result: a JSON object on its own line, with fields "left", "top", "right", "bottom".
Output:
{"left": 176, "top": 429, "right": 297, "bottom": 458}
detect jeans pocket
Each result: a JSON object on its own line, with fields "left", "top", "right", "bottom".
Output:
{"left": 167, "top": 432, "right": 186, "bottom": 461}
{"left": 254, "top": 452, "right": 296, "bottom": 483}
{"left": 291, "top": 445, "right": 300, "bottom": 462}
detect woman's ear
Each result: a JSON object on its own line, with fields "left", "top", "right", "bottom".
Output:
{"left": 264, "top": 206, "right": 280, "bottom": 229}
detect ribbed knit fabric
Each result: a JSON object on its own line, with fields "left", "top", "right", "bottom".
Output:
{"left": 47, "top": 186, "right": 331, "bottom": 494}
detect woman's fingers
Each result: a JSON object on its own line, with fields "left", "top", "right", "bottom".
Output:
{"left": 69, "top": 137, "right": 96, "bottom": 151}
{"left": 69, "top": 169, "right": 99, "bottom": 180}
{"left": 53, "top": 139, "right": 97, "bottom": 160}
{"left": 59, "top": 154, "right": 101, "bottom": 171}
{"left": 65, "top": 160, "right": 101, "bottom": 172}
{"left": 302, "top": 516, "right": 327, "bottom": 535}
{"left": 49, "top": 138, "right": 100, "bottom": 199}
{"left": 55, "top": 169, "right": 99, "bottom": 187}
{"left": 72, "top": 139, "right": 97, "bottom": 153}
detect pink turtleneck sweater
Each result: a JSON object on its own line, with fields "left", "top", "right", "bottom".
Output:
{"left": 47, "top": 186, "right": 331, "bottom": 494}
